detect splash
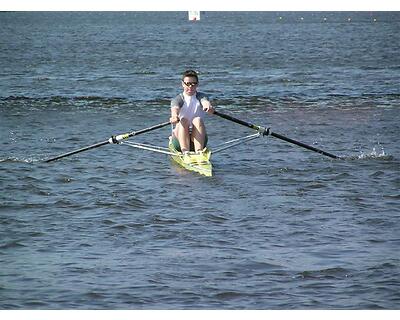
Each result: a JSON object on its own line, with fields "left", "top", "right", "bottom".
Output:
{"left": 344, "top": 147, "right": 393, "bottom": 160}
{"left": 0, "top": 156, "right": 40, "bottom": 164}
{"left": 358, "top": 147, "right": 388, "bottom": 159}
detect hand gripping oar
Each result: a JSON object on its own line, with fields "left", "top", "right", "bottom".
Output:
{"left": 214, "top": 110, "right": 339, "bottom": 159}
{"left": 45, "top": 121, "right": 170, "bottom": 163}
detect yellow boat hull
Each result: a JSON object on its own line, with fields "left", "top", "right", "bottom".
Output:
{"left": 168, "top": 140, "right": 212, "bottom": 177}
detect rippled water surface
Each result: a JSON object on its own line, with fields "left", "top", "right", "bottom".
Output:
{"left": 1, "top": 12, "right": 400, "bottom": 309}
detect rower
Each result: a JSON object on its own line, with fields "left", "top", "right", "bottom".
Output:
{"left": 169, "top": 70, "right": 215, "bottom": 154}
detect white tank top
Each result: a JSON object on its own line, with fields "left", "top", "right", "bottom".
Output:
{"left": 179, "top": 93, "right": 205, "bottom": 128}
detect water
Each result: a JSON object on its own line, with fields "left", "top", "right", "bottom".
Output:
{"left": 1, "top": 12, "right": 400, "bottom": 309}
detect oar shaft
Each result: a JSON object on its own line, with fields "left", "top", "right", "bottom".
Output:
{"left": 45, "top": 121, "right": 171, "bottom": 163}
{"left": 45, "top": 140, "right": 109, "bottom": 163}
{"left": 214, "top": 110, "right": 339, "bottom": 159}
{"left": 269, "top": 131, "right": 339, "bottom": 159}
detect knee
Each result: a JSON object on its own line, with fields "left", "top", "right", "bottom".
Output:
{"left": 192, "top": 117, "right": 204, "bottom": 127}
{"left": 179, "top": 118, "right": 190, "bottom": 128}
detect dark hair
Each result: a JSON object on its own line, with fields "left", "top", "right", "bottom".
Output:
{"left": 182, "top": 70, "right": 198, "bottom": 82}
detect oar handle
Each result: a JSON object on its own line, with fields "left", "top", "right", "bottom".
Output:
{"left": 214, "top": 110, "right": 268, "bottom": 135}
{"left": 109, "top": 121, "right": 171, "bottom": 144}
{"left": 128, "top": 121, "right": 171, "bottom": 137}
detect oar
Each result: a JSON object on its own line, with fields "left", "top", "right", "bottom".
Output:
{"left": 45, "top": 121, "right": 170, "bottom": 163}
{"left": 214, "top": 110, "right": 339, "bottom": 159}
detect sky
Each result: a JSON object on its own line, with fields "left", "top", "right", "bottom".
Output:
{"left": 1, "top": 0, "right": 400, "bottom": 11}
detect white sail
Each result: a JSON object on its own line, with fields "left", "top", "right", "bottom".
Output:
{"left": 188, "top": 11, "right": 200, "bottom": 21}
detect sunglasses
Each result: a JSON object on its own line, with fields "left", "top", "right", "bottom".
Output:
{"left": 182, "top": 81, "right": 198, "bottom": 87}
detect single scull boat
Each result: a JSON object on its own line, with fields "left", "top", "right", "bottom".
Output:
{"left": 168, "top": 138, "right": 212, "bottom": 177}
{"left": 45, "top": 111, "right": 339, "bottom": 176}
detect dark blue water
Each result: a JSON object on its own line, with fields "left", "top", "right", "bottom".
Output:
{"left": 1, "top": 12, "right": 400, "bottom": 309}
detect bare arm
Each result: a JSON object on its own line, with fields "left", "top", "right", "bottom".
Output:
{"left": 170, "top": 105, "right": 180, "bottom": 124}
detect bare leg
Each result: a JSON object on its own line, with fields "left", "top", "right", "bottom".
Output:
{"left": 174, "top": 118, "right": 190, "bottom": 153}
{"left": 191, "top": 117, "right": 206, "bottom": 152}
